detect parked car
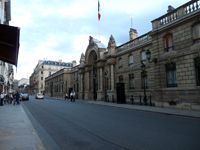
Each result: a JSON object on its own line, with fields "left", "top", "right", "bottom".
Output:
{"left": 35, "top": 93, "right": 44, "bottom": 99}
{"left": 21, "top": 94, "right": 29, "bottom": 101}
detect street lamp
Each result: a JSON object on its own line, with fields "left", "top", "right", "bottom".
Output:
{"left": 104, "top": 72, "right": 107, "bottom": 102}
{"left": 93, "top": 74, "right": 96, "bottom": 101}
{"left": 82, "top": 77, "right": 84, "bottom": 100}
{"left": 146, "top": 49, "right": 157, "bottom": 63}
{"left": 141, "top": 62, "right": 147, "bottom": 105}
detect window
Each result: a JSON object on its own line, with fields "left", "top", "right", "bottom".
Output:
{"left": 141, "top": 71, "right": 148, "bottom": 89}
{"left": 129, "top": 55, "right": 134, "bottom": 66}
{"left": 141, "top": 51, "right": 147, "bottom": 63}
{"left": 166, "top": 63, "right": 177, "bottom": 87}
{"left": 195, "top": 58, "right": 200, "bottom": 86}
{"left": 41, "top": 66, "right": 43, "bottom": 68}
{"left": 165, "top": 34, "right": 174, "bottom": 52}
{"left": 49, "top": 66, "right": 51, "bottom": 70}
{"left": 129, "top": 73, "right": 134, "bottom": 89}
{"left": 41, "top": 77, "right": 43, "bottom": 80}
{"left": 193, "top": 24, "right": 200, "bottom": 44}
{"left": 119, "top": 75, "right": 123, "bottom": 83}
{"left": 41, "top": 83, "right": 43, "bottom": 88}
{"left": 49, "top": 71, "right": 51, "bottom": 76}
{"left": 41, "top": 71, "right": 43, "bottom": 74}
{"left": 56, "top": 67, "right": 58, "bottom": 70}
{"left": 118, "top": 58, "right": 123, "bottom": 68}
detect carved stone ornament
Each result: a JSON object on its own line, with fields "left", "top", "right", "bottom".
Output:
{"left": 108, "top": 35, "right": 116, "bottom": 47}
{"left": 81, "top": 53, "right": 85, "bottom": 59}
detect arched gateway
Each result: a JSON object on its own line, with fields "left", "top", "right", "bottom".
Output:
{"left": 79, "top": 36, "right": 112, "bottom": 100}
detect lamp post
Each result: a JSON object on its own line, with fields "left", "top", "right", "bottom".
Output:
{"left": 104, "top": 72, "right": 107, "bottom": 102}
{"left": 141, "top": 62, "right": 147, "bottom": 105}
{"left": 93, "top": 74, "right": 96, "bottom": 101}
{"left": 82, "top": 77, "right": 84, "bottom": 100}
{"left": 146, "top": 49, "right": 157, "bottom": 63}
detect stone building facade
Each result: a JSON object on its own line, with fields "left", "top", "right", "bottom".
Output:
{"left": 45, "top": 0, "right": 200, "bottom": 110}
{"left": 0, "top": 0, "right": 14, "bottom": 94}
{"left": 30, "top": 60, "right": 75, "bottom": 94}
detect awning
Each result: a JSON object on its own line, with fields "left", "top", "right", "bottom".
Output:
{"left": 0, "top": 24, "right": 20, "bottom": 67}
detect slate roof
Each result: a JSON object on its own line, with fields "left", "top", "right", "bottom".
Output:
{"left": 41, "top": 61, "right": 73, "bottom": 67}
{"left": 93, "top": 38, "right": 106, "bottom": 48}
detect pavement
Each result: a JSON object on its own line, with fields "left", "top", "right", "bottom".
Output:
{"left": 0, "top": 103, "right": 46, "bottom": 150}
{"left": 0, "top": 97, "right": 200, "bottom": 150}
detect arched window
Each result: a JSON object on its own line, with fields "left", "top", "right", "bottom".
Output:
{"left": 166, "top": 63, "right": 177, "bottom": 87}
{"left": 129, "top": 73, "right": 134, "bottom": 89}
{"left": 164, "top": 34, "right": 174, "bottom": 52}
{"left": 118, "top": 58, "right": 123, "bottom": 68}
{"left": 129, "top": 55, "right": 134, "bottom": 66}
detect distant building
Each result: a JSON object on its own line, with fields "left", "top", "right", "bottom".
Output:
{"left": 13, "top": 78, "right": 29, "bottom": 93}
{"left": 30, "top": 59, "right": 75, "bottom": 94}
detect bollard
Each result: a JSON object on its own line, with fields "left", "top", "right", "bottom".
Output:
{"left": 149, "top": 95, "right": 152, "bottom": 106}
{"left": 112, "top": 95, "right": 114, "bottom": 103}
{"left": 139, "top": 95, "right": 142, "bottom": 105}
{"left": 131, "top": 95, "right": 134, "bottom": 104}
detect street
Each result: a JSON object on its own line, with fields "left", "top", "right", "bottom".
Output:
{"left": 22, "top": 96, "right": 200, "bottom": 150}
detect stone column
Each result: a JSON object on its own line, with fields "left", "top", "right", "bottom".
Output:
{"left": 111, "top": 64, "right": 114, "bottom": 90}
{"left": 86, "top": 71, "right": 90, "bottom": 91}
{"left": 100, "top": 67, "right": 103, "bottom": 91}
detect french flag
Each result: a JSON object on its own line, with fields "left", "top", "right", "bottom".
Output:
{"left": 98, "top": 0, "right": 101, "bottom": 21}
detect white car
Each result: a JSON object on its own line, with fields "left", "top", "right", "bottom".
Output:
{"left": 35, "top": 93, "right": 44, "bottom": 99}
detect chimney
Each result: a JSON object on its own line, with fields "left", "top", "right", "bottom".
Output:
{"left": 129, "top": 28, "right": 138, "bottom": 41}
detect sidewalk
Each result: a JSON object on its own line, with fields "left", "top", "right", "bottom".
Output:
{"left": 45, "top": 96, "right": 200, "bottom": 118}
{"left": 0, "top": 104, "right": 45, "bottom": 150}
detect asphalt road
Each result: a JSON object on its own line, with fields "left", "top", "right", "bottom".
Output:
{"left": 22, "top": 96, "right": 200, "bottom": 150}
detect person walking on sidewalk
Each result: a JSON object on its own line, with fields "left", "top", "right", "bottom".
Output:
{"left": 65, "top": 93, "right": 69, "bottom": 100}
{"left": 70, "top": 91, "right": 76, "bottom": 102}
{"left": 10, "top": 93, "right": 13, "bottom": 104}
{"left": 15, "top": 92, "right": 20, "bottom": 105}
{"left": 0, "top": 92, "right": 4, "bottom": 106}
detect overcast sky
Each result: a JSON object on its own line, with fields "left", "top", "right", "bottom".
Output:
{"left": 10, "top": 0, "right": 189, "bottom": 80}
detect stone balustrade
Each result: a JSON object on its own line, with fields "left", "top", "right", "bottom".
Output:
{"left": 152, "top": 0, "right": 200, "bottom": 30}
{"left": 117, "top": 33, "right": 152, "bottom": 52}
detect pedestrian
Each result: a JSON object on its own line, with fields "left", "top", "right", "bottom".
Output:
{"left": 15, "top": 92, "right": 20, "bottom": 105}
{"left": 0, "top": 92, "right": 4, "bottom": 106}
{"left": 65, "top": 93, "right": 69, "bottom": 100}
{"left": 3, "top": 93, "right": 7, "bottom": 105}
{"left": 10, "top": 93, "right": 13, "bottom": 104}
{"left": 70, "top": 91, "right": 75, "bottom": 102}
{"left": 73, "top": 91, "right": 76, "bottom": 102}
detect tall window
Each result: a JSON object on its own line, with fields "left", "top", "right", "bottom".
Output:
{"left": 41, "top": 71, "right": 43, "bottom": 74}
{"left": 41, "top": 77, "right": 43, "bottom": 80}
{"left": 166, "top": 63, "right": 177, "bottom": 87}
{"left": 41, "top": 83, "right": 43, "bottom": 88}
{"left": 42, "top": 66, "right": 43, "bottom": 68}
{"left": 119, "top": 75, "right": 123, "bottom": 83}
{"left": 49, "top": 66, "right": 51, "bottom": 70}
{"left": 193, "top": 24, "right": 200, "bottom": 44}
{"left": 49, "top": 71, "right": 51, "bottom": 76}
{"left": 195, "top": 58, "right": 200, "bottom": 86}
{"left": 141, "top": 51, "right": 147, "bottom": 63}
{"left": 141, "top": 71, "right": 148, "bottom": 89}
{"left": 165, "top": 34, "right": 174, "bottom": 52}
{"left": 129, "top": 55, "right": 134, "bottom": 66}
{"left": 129, "top": 73, "right": 134, "bottom": 89}
{"left": 118, "top": 58, "right": 123, "bottom": 68}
